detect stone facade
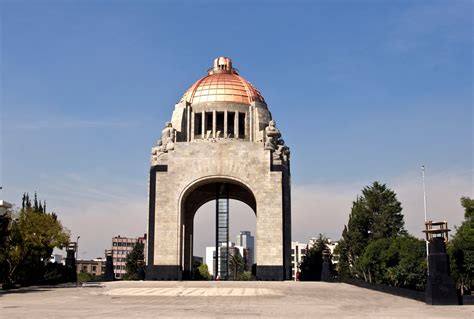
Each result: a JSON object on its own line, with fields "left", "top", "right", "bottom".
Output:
{"left": 146, "top": 57, "right": 291, "bottom": 280}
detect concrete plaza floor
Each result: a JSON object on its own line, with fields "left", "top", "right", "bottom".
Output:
{"left": 1, "top": 281, "right": 472, "bottom": 318}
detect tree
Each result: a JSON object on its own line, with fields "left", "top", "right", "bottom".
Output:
{"left": 383, "top": 236, "right": 426, "bottom": 290}
{"left": 357, "top": 238, "right": 391, "bottom": 283}
{"left": 5, "top": 199, "right": 70, "bottom": 285}
{"left": 229, "top": 251, "right": 245, "bottom": 280}
{"left": 357, "top": 236, "right": 426, "bottom": 290}
{"left": 241, "top": 271, "right": 252, "bottom": 281}
{"left": 195, "top": 263, "right": 211, "bottom": 280}
{"left": 299, "top": 234, "right": 329, "bottom": 281}
{"left": 448, "top": 197, "right": 474, "bottom": 294}
{"left": 460, "top": 197, "right": 474, "bottom": 220}
{"left": 339, "top": 182, "right": 406, "bottom": 279}
{"left": 125, "top": 242, "right": 145, "bottom": 280}
{"left": 77, "top": 271, "right": 95, "bottom": 284}
{"left": 334, "top": 238, "right": 351, "bottom": 280}
{"left": 0, "top": 208, "right": 12, "bottom": 283}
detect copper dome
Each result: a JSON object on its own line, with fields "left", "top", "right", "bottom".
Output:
{"left": 179, "top": 57, "right": 265, "bottom": 105}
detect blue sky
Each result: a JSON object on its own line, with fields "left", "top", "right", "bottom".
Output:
{"left": 1, "top": 0, "right": 472, "bottom": 259}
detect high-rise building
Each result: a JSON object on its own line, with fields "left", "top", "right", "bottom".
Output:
{"left": 235, "top": 231, "right": 254, "bottom": 270}
{"left": 205, "top": 246, "right": 217, "bottom": 277}
{"left": 206, "top": 243, "right": 233, "bottom": 279}
{"left": 111, "top": 234, "right": 146, "bottom": 279}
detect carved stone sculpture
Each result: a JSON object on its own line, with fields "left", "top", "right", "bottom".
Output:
{"left": 275, "top": 139, "right": 290, "bottom": 161}
{"left": 160, "top": 122, "right": 176, "bottom": 152}
{"left": 151, "top": 122, "right": 176, "bottom": 162}
{"left": 264, "top": 120, "right": 281, "bottom": 150}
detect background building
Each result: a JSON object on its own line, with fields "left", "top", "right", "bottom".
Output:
{"left": 76, "top": 258, "right": 106, "bottom": 277}
{"left": 291, "top": 241, "right": 307, "bottom": 280}
{"left": 205, "top": 246, "right": 216, "bottom": 277}
{"left": 0, "top": 200, "right": 12, "bottom": 215}
{"left": 308, "top": 237, "right": 339, "bottom": 265}
{"left": 206, "top": 232, "right": 255, "bottom": 279}
{"left": 206, "top": 244, "right": 232, "bottom": 279}
{"left": 235, "top": 231, "right": 254, "bottom": 270}
{"left": 111, "top": 234, "right": 146, "bottom": 279}
{"left": 49, "top": 254, "right": 63, "bottom": 264}
{"left": 326, "top": 239, "right": 339, "bottom": 265}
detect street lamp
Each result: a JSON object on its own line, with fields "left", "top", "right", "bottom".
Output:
{"left": 76, "top": 236, "right": 80, "bottom": 261}
{"left": 422, "top": 165, "right": 429, "bottom": 275}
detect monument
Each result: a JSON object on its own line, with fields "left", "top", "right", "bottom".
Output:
{"left": 146, "top": 57, "right": 291, "bottom": 280}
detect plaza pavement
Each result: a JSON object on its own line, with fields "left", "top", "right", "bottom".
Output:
{"left": 1, "top": 280, "right": 472, "bottom": 318}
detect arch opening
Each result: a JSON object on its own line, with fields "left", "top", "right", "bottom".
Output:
{"left": 179, "top": 178, "right": 257, "bottom": 280}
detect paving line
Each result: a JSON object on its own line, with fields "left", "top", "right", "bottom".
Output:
{"left": 105, "top": 287, "right": 282, "bottom": 297}
{"left": 128, "top": 288, "right": 152, "bottom": 295}
{"left": 182, "top": 288, "right": 198, "bottom": 296}
{"left": 141, "top": 288, "right": 159, "bottom": 296}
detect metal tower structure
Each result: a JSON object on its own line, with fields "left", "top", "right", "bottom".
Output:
{"left": 215, "top": 183, "right": 229, "bottom": 279}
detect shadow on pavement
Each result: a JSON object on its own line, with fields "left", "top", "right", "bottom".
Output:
{"left": 0, "top": 282, "right": 103, "bottom": 297}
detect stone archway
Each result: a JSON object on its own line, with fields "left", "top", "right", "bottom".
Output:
{"left": 179, "top": 177, "right": 256, "bottom": 279}
{"left": 145, "top": 57, "right": 291, "bottom": 281}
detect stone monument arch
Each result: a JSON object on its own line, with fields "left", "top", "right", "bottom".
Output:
{"left": 146, "top": 57, "right": 291, "bottom": 280}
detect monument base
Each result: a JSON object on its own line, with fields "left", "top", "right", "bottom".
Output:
{"left": 146, "top": 265, "right": 181, "bottom": 281}
{"left": 424, "top": 237, "right": 459, "bottom": 305}
{"left": 425, "top": 276, "right": 459, "bottom": 305}
{"left": 256, "top": 265, "right": 284, "bottom": 281}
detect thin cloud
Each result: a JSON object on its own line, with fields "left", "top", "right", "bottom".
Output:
{"left": 386, "top": 2, "right": 471, "bottom": 52}
{"left": 27, "top": 168, "right": 474, "bottom": 259}
{"left": 292, "top": 168, "right": 472, "bottom": 243}
{"left": 9, "top": 119, "right": 137, "bottom": 130}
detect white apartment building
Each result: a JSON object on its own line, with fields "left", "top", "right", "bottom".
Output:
{"left": 290, "top": 241, "right": 307, "bottom": 280}
{"left": 327, "top": 239, "right": 339, "bottom": 264}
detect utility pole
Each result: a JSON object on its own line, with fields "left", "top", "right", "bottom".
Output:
{"left": 76, "top": 235, "right": 81, "bottom": 261}
{"left": 422, "top": 165, "right": 429, "bottom": 275}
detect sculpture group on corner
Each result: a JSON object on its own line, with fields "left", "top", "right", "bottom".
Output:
{"left": 152, "top": 119, "right": 290, "bottom": 162}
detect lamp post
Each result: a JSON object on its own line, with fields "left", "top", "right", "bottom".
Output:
{"left": 76, "top": 236, "right": 80, "bottom": 261}
{"left": 422, "top": 165, "right": 429, "bottom": 275}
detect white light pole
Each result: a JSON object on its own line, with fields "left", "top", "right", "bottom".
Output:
{"left": 422, "top": 166, "right": 428, "bottom": 223}
{"left": 76, "top": 236, "right": 81, "bottom": 261}
{"left": 422, "top": 165, "right": 429, "bottom": 275}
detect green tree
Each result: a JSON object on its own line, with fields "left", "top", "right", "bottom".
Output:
{"left": 77, "top": 271, "right": 94, "bottom": 284}
{"left": 448, "top": 197, "right": 474, "bottom": 294}
{"left": 333, "top": 237, "right": 351, "bottom": 280}
{"left": 357, "top": 237, "right": 391, "bottom": 283}
{"left": 241, "top": 271, "right": 252, "bottom": 281}
{"left": 196, "top": 263, "right": 212, "bottom": 280}
{"left": 229, "top": 251, "right": 245, "bottom": 280}
{"left": 0, "top": 208, "right": 12, "bottom": 283}
{"left": 460, "top": 196, "right": 474, "bottom": 220}
{"left": 299, "top": 234, "right": 329, "bottom": 281}
{"left": 125, "top": 242, "right": 145, "bottom": 280}
{"left": 339, "top": 182, "right": 406, "bottom": 279}
{"left": 383, "top": 236, "right": 426, "bottom": 290}
{"left": 5, "top": 195, "right": 70, "bottom": 285}
{"left": 357, "top": 236, "right": 426, "bottom": 290}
